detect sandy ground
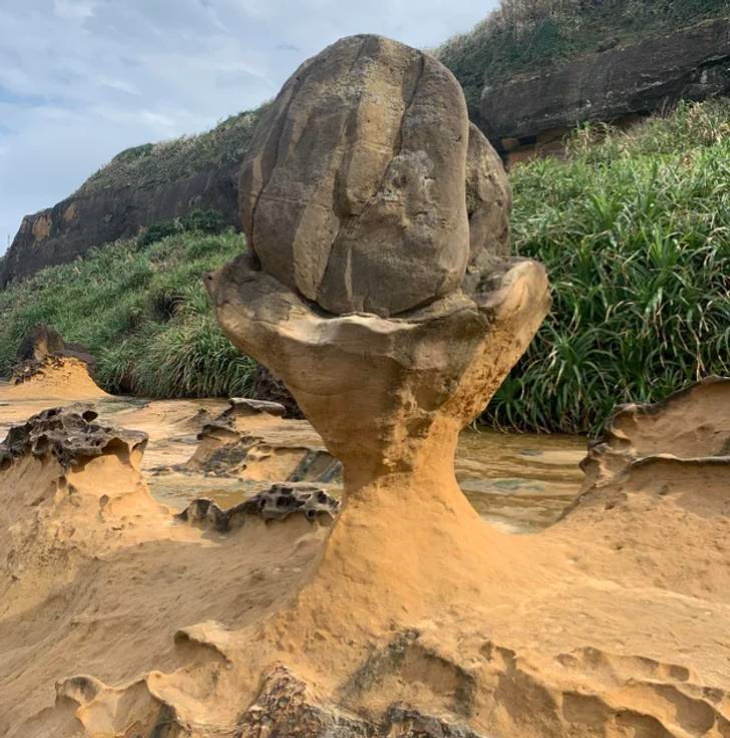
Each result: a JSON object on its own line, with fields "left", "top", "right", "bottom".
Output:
{"left": 0, "top": 362, "right": 727, "bottom": 737}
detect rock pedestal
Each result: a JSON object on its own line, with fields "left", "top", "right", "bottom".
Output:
{"left": 207, "top": 253, "right": 548, "bottom": 502}
{"left": 211, "top": 34, "right": 548, "bottom": 515}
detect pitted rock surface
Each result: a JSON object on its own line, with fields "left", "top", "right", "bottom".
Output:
{"left": 240, "top": 34, "right": 472, "bottom": 317}
{"left": 237, "top": 665, "right": 487, "bottom": 737}
{"left": 0, "top": 406, "right": 148, "bottom": 469}
{"left": 177, "top": 483, "right": 340, "bottom": 531}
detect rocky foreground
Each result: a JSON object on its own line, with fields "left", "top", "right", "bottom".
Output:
{"left": 0, "top": 364, "right": 728, "bottom": 736}
{"left": 1, "top": 32, "right": 729, "bottom": 738}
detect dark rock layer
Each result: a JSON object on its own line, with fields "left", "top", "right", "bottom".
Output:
{"left": 481, "top": 17, "right": 730, "bottom": 162}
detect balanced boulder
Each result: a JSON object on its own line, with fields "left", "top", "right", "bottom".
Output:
{"left": 240, "top": 34, "right": 472, "bottom": 317}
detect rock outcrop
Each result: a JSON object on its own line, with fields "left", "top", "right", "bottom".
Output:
{"left": 0, "top": 405, "right": 147, "bottom": 470}
{"left": 480, "top": 17, "right": 730, "bottom": 163}
{"left": 13, "top": 323, "right": 96, "bottom": 377}
{"left": 574, "top": 374, "right": 730, "bottom": 500}
{"left": 178, "top": 484, "right": 341, "bottom": 531}
{"left": 0, "top": 163, "right": 240, "bottom": 287}
{"left": 2, "top": 356, "right": 110, "bottom": 401}
{"left": 182, "top": 397, "right": 342, "bottom": 482}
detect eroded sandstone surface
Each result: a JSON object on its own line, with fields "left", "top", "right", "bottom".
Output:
{"left": 0, "top": 375, "right": 728, "bottom": 737}
{"left": 1, "top": 32, "right": 729, "bottom": 738}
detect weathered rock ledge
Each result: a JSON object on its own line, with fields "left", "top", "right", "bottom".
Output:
{"left": 0, "top": 405, "right": 147, "bottom": 469}
{"left": 480, "top": 17, "right": 730, "bottom": 163}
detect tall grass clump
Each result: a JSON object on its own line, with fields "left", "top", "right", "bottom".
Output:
{"left": 438, "top": 0, "right": 729, "bottom": 114}
{"left": 0, "top": 229, "right": 256, "bottom": 398}
{"left": 484, "top": 100, "right": 730, "bottom": 434}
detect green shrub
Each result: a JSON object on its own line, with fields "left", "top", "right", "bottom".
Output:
{"left": 136, "top": 209, "right": 228, "bottom": 248}
{"left": 483, "top": 100, "right": 730, "bottom": 434}
{"left": 180, "top": 209, "right": 226, "bottom": 235}
{"left": 137, "top": 220, "right": 179, "bottom": 248}
{"left": 0, "top": 231, "right": 256, "bottom": 398}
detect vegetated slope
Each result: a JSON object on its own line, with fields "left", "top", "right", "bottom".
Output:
{"left": 0, "top": 102, "right": 728, "bottom": 433}
{"left": 438, "top": 0, "right": 730, "bottom": 115}
{"left": 0, "top": 108, "right": 265, "bottom": 287}
{"left": 484, "top": 99, "right": 730, "bottom": 433}
{"left": 0, "top": 229, "right": 256, "bottom": 398}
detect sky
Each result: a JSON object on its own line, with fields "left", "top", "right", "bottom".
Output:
{"left": 0, "top": 0, "right": 498, "bottom": 249}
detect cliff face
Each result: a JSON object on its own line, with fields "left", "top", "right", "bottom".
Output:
{"left": 0, "top": 108, "right": 262, "bottom": 287}
{"left": 0, "top": 164, "right": 239, "bottom": 286}
{"left": 481, "top": 17, "right": 730, "bottom": 164}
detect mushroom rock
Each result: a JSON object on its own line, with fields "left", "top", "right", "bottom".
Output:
{"left": 240, "top": 34, "right": 473, "bottom": 317}
{"left": 208, "top": 33, "right": 550, "bottom": 620}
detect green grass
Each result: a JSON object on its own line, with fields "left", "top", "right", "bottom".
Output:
{"left": 0, "top": 230, "right": 256, "bottom": 398}
{"left": 484, "top": 100, "right": 730, "bottom": 433}
{"left": 437, "top": 0, "right": 729, "bottom": 115}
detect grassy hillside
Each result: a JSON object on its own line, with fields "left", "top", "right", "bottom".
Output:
{"left": 438, "top": 0, "right": 730, "bottom": 114}
{"left": 486, "top": 99, "right": 730, "bottom": 432}
{"left": 0, "top": 100, "right": 728, "bottom": 434}
{"left": 0, "top": 228, "right": 256, "bottom": 398}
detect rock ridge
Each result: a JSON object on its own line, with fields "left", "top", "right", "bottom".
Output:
{"left": 480, "top": 17, "right": 730, "bottom": 163}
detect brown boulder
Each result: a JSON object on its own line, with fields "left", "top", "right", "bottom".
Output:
{"left": 240, "top": 34, "right": 471, "bottom": 317}
{"left": 464, "top": 123, "right": 511, "bottom": 293}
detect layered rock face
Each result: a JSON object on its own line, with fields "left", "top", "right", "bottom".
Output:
{"left": 0, "top": 164, "right": 240, "bottom": 287}
{"left": 481, "top": 17, "right": 730, "bottom": 163}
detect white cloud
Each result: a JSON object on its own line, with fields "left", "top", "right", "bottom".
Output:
{"left": 0, "top": 0, "right": 498, "bottom": 246}
{"left": 53, "top": 0, "right": 97, "bottom": 21}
